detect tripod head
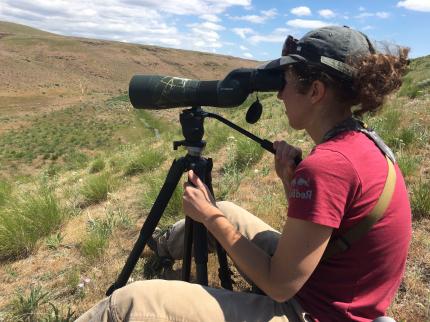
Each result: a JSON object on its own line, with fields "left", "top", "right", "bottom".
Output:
{"left": 173, "top": 106, "right": 282, "bottom": 158}
{"left": 174, "top": 107, "right": 206, "bottom": 153}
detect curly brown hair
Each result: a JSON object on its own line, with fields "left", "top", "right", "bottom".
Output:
{"left": 290, "top": 47, "right": 410, "bottom": 116}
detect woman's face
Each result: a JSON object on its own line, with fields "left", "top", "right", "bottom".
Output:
{"left": 277, "top": 69, "right": 312, "bottom": 130}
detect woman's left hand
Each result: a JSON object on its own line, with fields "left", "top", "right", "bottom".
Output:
{"left": 182, "top": 170, "right": 219, "bottom": 223}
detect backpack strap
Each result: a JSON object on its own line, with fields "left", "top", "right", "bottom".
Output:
{"left": 322, "top": 155, "right": 396, "bottom": 260}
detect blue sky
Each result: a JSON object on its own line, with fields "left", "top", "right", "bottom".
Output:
{"left": 1, "top": 0, "right": 429, "bottom": 60}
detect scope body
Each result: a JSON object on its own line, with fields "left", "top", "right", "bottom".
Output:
{"left": 129, "top": 68, "right": 284, "bottom": 109}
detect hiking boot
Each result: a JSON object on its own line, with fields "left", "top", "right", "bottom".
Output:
{"left": 143, "top": 253, "right": 175, "bottom": 279}
{"left": 146, "top": 226, "right": 175, "bottom": 261}
{"left": 146, "top": 227, "right": 162, "bottom": 255}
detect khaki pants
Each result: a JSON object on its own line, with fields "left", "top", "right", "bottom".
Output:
{"left": 76, "top": 202, "right": 313, "bottom": 322}
{"left": 156, "top": 201, "right": 280, "bottom": 260}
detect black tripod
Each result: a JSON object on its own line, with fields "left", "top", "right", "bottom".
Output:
{"left": 106, "top": 106, "right": 279, "bottom": 296}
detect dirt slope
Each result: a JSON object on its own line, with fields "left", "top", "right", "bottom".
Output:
{"left": 0, "top": 21, "right": 258, "bottom": 116}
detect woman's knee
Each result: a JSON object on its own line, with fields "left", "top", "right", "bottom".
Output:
{"left": 216, "top": 200, "right": 237, "bottom": 213}
{"left": 216, "top": 201, "right": 250, "bottom": 224}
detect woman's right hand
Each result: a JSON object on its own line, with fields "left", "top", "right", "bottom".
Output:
{"left": 273, "top": 140, "right": 302, "bottom": 187}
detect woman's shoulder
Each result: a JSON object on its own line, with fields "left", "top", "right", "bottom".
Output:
{"left": 309, "top": 131, "right": 378, "bottom": 166}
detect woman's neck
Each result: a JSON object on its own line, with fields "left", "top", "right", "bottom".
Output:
{"left": 306, "top": 106, "right": 352, "bottom": 145}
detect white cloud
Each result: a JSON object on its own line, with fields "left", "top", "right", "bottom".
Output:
{"left": 240, "top": 45, "right": 248, "bottom": 50}
{"left": 287, "top": 19, "right": 331, "bottom": 29}
{"left": 359, "top": 6, "right": 366, "bottom": 12}
{"left": 230, "top": 8, "right": 277, "bottom": 24}
{"left": 200, "top": 14, "right": 221, "bottom": 22}
{"left": 192, "top": 29, "right": 220, "bottom": 41}
{"left": 232, "top": 27, "right": 253, "bottom": 39}
{"left": 397, "top": 0, "right": 430, "bottom": 12}
{"left": 248, "top": 27, "right": 288, "bottom": 44}
{"left": 262, "top": 9, "right": 278, "bottom": 18}
{"left": 290, "top": 6, "right": 311, "bottom": 17}
{"left": 186, "top": 20, "right": 226, "bottom": 49}
{"left": 376, "top": 12, "right": 390, "bottom": 18}
{"left": 123, "top": 0, "right": 252, "bottom": 15}
{"left": 243, "top": 52, "right": 253, "bottom": 58}
{"left": 356, "top": 11, "right": 390, "bottom": 19}
{"left": 0, "top": 0, "right": 254, "bottom": 53}
{"left": 319, "top": 9, "right": 335, "bottom": 19}
{"left": 189, "top": 21, "right": 225, "bottom": 31}
{"left": 158, "top": 38, "right": 182, "bottom": 46}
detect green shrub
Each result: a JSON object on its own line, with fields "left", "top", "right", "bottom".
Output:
{"left": 80, "top": 209, "right": 131, "bottom": 260}
{"left": 80, "top": 173, "right": 114, "bottom": 205}
{"left": 0, "top": 188, "right": 64, "bottom": 259}
{"left": 368, "top": 109, "right": 419, "bottom": 152}
{"left": 398, "top": 77, "right": 420, "bottom": 98}
{"left": 123, "top": 149, "right": 165, "bottom": 176}
{"left": 64, "top": 267, "right": 81, "bottom": 294}
{"left": 215, "top": 135, "right": 264, "bottom": 200}
{"left": 43, "top": 164, "right": 62, "bottom": 177}
{"left": 0, "top": 179, "right": 12, "bottom": 206}
{"left": 8, "top": 285, "right": 75, "bottom": 322}
{"left": 88, "top": 158, "right": 106, "bottom": 174}
{"left": 63, "top": 151, "right": 89, "bottom": 170}
{"left": 80, "top": 231, "right": 108, "bottom": 260}
{"left": 46, "top": 232, "right": 64, "bottom": 250}
{"left": 398, "top": 127, "right": 416, "bottom": 148}
{"left": 80, "top": 215, "right": 112, "bottom": 260}
{"left": 205, "top": 121, "right": 232, "bottom": 153}
{"left": 397, "top": 154, "right": 419, "bottom": 178}
{"left": 216, "top": 163, "right": 242, "bottom": 201}
{"left": 235, "top": 136, "right": 264, "bottom": 171}
{"left": 222, "top": 136, "right": 263, "bottom": 173}
{"left": 43, "top": 303, "right": 76, "bottom": 322}
{"left": 10, "top": 285, "right": 49, "bottom": 321}
{"left": 387, "top": 126, "right": 417, "bottom": 151}
{"left": 411, "top": 181, "right": 430, "bottom": 220}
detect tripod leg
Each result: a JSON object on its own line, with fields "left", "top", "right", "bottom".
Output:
{"left": 193, "top": 221, "right": 209, "bottom": 285}
{"left": 205, "top": 159, "right": 233, "bottom": 290}
{"left": 106, "top": 158, "right": 188, "bottom": 296}
{"left": 181, "top": 216, "right": 193, "bottom": 281}
{"left": 181, "top": 157, "right": 210, "bottom": 285}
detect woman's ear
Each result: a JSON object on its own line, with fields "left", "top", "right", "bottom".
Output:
{"left": 309, "top": 80, "right": 326, "bottom": 104}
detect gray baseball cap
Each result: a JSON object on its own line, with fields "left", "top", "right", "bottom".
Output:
{"left": 259, "top": 25, "right": 375, "bottom": 79}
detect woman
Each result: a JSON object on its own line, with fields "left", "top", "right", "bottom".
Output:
{"left": 77, "top": 26, "right": 411, "bottom": 322}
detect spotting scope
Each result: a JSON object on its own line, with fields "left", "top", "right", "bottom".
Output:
{"left": 129, "top": 68, "right": 284, "bottom": 109}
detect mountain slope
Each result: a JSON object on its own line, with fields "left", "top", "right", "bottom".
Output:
{"left": 0, "top": 21, "right": 257, "bottom": 114}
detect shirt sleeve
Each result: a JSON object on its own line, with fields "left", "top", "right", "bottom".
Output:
{"left": 287, "top": 147, "right": 361, "bottom": 228}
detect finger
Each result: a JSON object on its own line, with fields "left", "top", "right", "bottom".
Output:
{"left": 287, "top": 158, "right": 296, "bottom": 169}
{"left": 188, "top": 170, "right": 205, "bottom": 189}
{"left": 275, "top": 141, "right": 286, "bottom": 160}
{"left": 183, "top": 181, "right": 193, "bottom": 190}
{"left": 281, "top": 144, "right": 291, "bottom": 163}
{"left": 287, "top": 146, "right": 301, "bottom": 158}
{"left": 187, "top": 170, "right": 198, "bottom": 187}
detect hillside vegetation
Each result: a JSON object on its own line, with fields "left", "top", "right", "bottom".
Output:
{"left": 0, "top": 21, "right": 429, "bottom": 321}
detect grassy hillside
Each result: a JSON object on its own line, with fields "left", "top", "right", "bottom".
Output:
{"left": 0, "top": 21, "right": 429, "bottom": 322}
{"left": 0, "top": 20, "right": 256, "bottom": 134}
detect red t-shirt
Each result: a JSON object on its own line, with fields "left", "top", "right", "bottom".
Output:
{"left": 287, "top": 131, "right": 412, "bottom": 322}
